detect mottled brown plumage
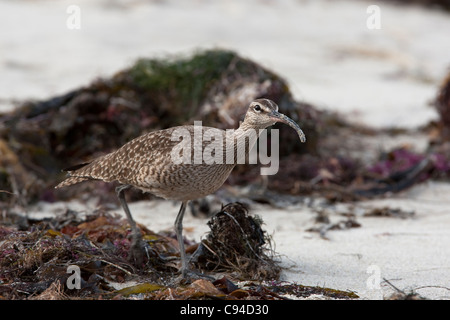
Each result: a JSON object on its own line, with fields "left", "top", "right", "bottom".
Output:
{"left": 56, "top": 126, "right": 236, "bottom": 201}
{"left": 55, "top": 98, "right": 306, "bottom": 279}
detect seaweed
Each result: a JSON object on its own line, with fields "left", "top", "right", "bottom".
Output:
{"left": 128, "top": 50, "right": 237, "bottom": 121}
{"left": 192, "top": 202, "right": 280, "bottom": 280}
{"left": 266, "top": 281, "right": 359, "bottom": 299}
{"left": 363, "top": 207, "right": 415, "bottom": 219}
{"left": 0, "top": 203, "right": 358, "bottom": 300}
{"left": 385, "top": 0, "right": 450, "bottom": 11}
{"left": 0, "top": 208, "right": 178, "bottom": 299}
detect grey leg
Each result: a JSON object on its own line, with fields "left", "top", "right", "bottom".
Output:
{"left": 174, "top": 201, "right": 215, "bottom": 281}
{"left": 116, "top": 185, "right": 144, "bottom": 264}
{"left": 174, "top": 201, "right": 189, "bottom": 277}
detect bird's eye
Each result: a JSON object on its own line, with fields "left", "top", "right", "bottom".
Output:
{"left": 254, "top": 105, "right": 261, "bottom": 112}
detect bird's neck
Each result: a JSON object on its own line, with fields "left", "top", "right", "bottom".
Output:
{"left": 228, "top": 121, "right": 266, "bottom": 164}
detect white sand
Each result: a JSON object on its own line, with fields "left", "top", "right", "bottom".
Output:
{"left": 2, "top": 0, "right": 450, "bottom": 299}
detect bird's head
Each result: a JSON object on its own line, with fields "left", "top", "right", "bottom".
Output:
{"left": 244, "top": 98, "right": 306, "bottom": 143}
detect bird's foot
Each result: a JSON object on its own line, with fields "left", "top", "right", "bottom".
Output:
{"left": 128, "top": 234, "right": 149, "bottom": 266}
{"left": 178, "top": 267, "right": 215, "bottom": 284}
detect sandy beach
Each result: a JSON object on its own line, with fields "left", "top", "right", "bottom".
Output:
{"left": 1, "top": 0, "right": 450, "bottom": 299}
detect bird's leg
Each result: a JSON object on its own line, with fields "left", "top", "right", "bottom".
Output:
{"left": 175, "top": 201, "right": 214, "bottom": 281}
{"left": 116, "top": 185, "right": 145, "bottom": 265}
{"left": 174, "top": 201, "right": 189, "bottom": 277}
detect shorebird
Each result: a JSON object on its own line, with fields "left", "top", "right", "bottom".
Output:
{"left": 55, "top": 98, "right": 306, "bottom": 278}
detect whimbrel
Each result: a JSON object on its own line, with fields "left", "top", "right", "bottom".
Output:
{"left": 55, "top": 98, "right": 306, "bottom": 278}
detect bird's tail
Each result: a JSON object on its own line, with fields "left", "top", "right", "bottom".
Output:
{"left": 54, "top": 162, "right": 91, "bottom": 189}
{"left": 55, "top": 176, "right": 90, "bottom": 189}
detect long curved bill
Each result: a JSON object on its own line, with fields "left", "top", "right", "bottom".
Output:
{"left": 270, "top": 111, "right": 306, "bottom": 143}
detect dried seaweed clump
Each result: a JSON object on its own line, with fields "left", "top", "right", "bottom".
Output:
{"left": 193, "top": 202, "right": 280, "bottom": 280}
{"left": 0, "top": 226, "right": 110, "bottom": 299}
{"left": 0, "top": 209, "right": 182, "bottom": 299}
